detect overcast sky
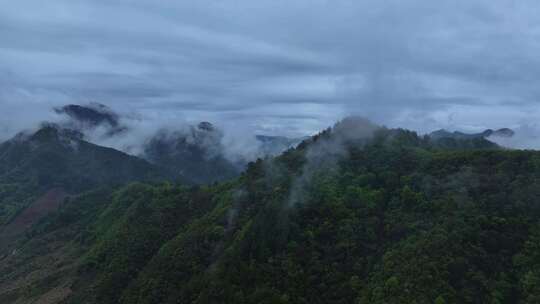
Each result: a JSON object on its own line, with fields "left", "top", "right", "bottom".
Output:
{"left": 1, "top": 0, "right": 540, "bottom": 142}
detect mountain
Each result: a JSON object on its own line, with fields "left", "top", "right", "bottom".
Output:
{"left": 2, "top": 119, "right": 540, "bottom": 303}
{"left": 0, "top": 124, "right": 162, "bottom": 191}
{"left": 0, "top": 123, "right": 164, "bottom": 229}
{"left": 51, "top": 104, "right": 303, "bottom": 184}
{"left": 54, "top": 103, "right": 128, "bottom": 136}
{"left": 141, "top": 124, "right": 306, "bottom": 184}
{"left": 429, "top": 128, "right": 515, "bottom": 140}
{"left": 142, "top": 122, "right": 240, "bottom": 184}
{"left": 52, "top": 103, "right": 240, "bottom": 184}
{"left": 428, "top": 128, "right": 514, "bottom": 150}
{"left": 484, "top": 128, "right": 515, "bottom": 138}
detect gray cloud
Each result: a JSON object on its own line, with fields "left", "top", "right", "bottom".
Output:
{"left": 1, "top": 0, "right": 540, "bottom": 146}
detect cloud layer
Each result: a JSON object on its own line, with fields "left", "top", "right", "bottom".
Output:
{"left": 1, "top": 0, "right": 540, "bottom": 146}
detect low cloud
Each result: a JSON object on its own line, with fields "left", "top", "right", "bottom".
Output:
{"left": 488, "top": 124, "right": 540, "bottom": 150}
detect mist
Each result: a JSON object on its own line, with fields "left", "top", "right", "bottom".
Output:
{"left": 288, "top": 117, "right": 380, "bottom": 206}
{"left": 487, "top": 124, "right": 540, "bottom": 150}
{"left": 2, "top": 102, "right": 291, "bottom": 166}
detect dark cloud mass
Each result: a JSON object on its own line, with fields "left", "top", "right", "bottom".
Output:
{"left": 1, "top": 0, "right": 540, "bottom": 147}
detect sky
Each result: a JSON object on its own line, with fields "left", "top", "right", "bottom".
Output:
{"left": 1, "top": 0, "right": 540, "bottom": 146}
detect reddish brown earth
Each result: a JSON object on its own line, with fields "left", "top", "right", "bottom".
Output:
{"left": 0, "top": 188, "right": 68, "bottom": 242}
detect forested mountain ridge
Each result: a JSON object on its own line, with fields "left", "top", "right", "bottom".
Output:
{"left": 1, "top": 119, "right": 540, "bottom": 303}
{"left": 20, "top": 104, "right": 306, "bottom": 185}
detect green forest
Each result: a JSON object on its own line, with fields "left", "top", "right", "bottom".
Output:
{"left": 1, "top": 121, "right": 540, "bottom": 303}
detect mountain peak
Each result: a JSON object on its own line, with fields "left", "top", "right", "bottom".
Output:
{"left": 491, "top": 128, "right": 515, "bottom": 138}
{"left": 197, "top": 121, "right": 215, "bottom": 131}
{"left": 54, "top": 103, "right": 127, "bottom": 137}
{"left": 30, "top": 123, "right": 84, "bottom": 142}
{"left": 55, "top": 103, "right": 119, "bottom": 127}
{"left": 429, "top": 127, "right": 514, "bottom": 140}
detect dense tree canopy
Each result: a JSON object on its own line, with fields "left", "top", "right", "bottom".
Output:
{"left": 1, "top": 124, "right": 540, "bottom": 303}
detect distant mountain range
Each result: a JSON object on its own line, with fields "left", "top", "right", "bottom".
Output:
{"left": 49, "top": 104, "right": 307, "bottom": 182}
{"left": 2, "top": 104, "right": 518, "bottom": 187}
{"left": 2, "top": 104, "right": 517, "bottom": 190}
{"left": 2, "top": 104, "right": 311, "bottom": 185}
{"left": 429, "top": 128, "right": 515, "bottom": 140}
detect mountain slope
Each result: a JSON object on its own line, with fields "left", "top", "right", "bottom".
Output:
{"left": 0, "top": 124, "right": 164, "bottom": 227}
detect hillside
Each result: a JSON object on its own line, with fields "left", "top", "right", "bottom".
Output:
{"left": 0, "top": 124, "right": 164, "bottom": 229}
{"left": 1, "top": 120, "right": 540, "bottom": 303}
